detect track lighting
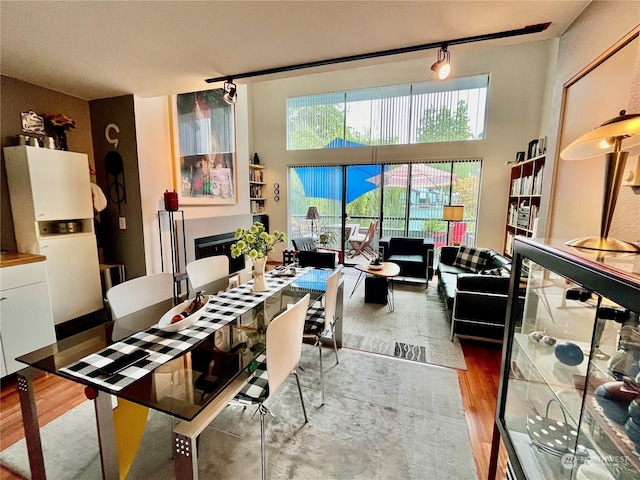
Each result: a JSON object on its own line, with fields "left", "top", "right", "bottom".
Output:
{"left": 223, "top": 80, "right": 237, "bottom": 104}
{"left": 205, "top": 23, "right": 551, "bottom": 84}
{"left": 431, "top": 44, "right": 451, "bottom": 80}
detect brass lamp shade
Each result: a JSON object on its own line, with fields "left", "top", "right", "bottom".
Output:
{"left": 560, "top": 111, "right": 640, "bottom": 253}
{"left": 442, "top": 205, "right": 464, "bottom": 221}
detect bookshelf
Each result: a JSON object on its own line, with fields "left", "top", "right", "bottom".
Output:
{"left": 249, "top": 164, "right": 267, "bottom": 215}
{"left": 504, "top": 154, "right": 545, "bottom": 257}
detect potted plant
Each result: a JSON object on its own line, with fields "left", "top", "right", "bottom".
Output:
{"left": 318, "top": 229, "right": 338, "bottom": 247}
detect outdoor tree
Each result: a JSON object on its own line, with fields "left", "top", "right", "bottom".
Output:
{"left": 415, "top": 99, "right": 474, "bottom": 143}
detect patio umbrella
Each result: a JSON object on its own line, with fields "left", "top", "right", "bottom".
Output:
{"left": 294, "top": 164, "right": 383, "bottom": 203}
{"left": 366, "top": 164, "right": 454, "bottom": 189}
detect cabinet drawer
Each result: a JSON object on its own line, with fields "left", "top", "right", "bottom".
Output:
{"left": 0, "top": 261, "right": 47, "bottom": 291}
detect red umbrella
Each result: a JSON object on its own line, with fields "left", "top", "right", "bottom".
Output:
{"left": 367, "top": 164, "right": 454, "bottom": 189}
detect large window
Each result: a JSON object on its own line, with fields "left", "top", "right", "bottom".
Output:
{"left": 286, "top": 74, "right": 489, "bottom": 150}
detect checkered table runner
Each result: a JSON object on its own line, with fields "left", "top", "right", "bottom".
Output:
{"left": 60, "top": 268, "right": 311, "bottom": 392}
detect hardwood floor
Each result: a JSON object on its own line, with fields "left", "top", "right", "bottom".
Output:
{"left": 0, "top": 338, "right": 508, "bottom": 480}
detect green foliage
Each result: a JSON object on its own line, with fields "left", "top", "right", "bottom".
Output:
{"left": 423, "top": 219, "right": 447, "bottom": 232}
{"left": 231, "top": 221, "right": 286, "bottom": 259}
{"left": 416, "top": 100, "right": 473, "bottom": 143}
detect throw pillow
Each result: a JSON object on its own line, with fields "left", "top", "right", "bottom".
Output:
{"left": 480, "top": 267, "right": 510, "bottom": 277}
{"left": 453, "top": 246, "right": 491, "bottom": 273}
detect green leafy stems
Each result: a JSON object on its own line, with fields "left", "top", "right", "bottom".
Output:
{"left": 231, "top": 221, "right": 286, "bottom": 260}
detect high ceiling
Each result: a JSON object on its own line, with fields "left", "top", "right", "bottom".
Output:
{"left": 0, "top": 1, "right": 590, "bottom": 101}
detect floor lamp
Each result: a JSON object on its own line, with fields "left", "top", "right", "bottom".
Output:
{"left": 560, "top": 110, "right": 640, "bottom": 252}
{"left": 305, "top": 206, "right": 320, "bottom": 238}
{"left": 442, "top": 205, "right": 464, "bottom": 245}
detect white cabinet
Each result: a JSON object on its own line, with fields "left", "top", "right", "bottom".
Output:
{"left": 3, "top": 146, "right": 103, "bottom": 324}
{"left": 0, "top": 261, "right": 56, "bottom": 376}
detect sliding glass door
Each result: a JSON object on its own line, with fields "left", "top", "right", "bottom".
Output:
{"left": 288, "top": 159, "right": 481, "bottom": 262}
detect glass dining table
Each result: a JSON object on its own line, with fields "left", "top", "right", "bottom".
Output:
{"left": 15, "top": 267, "right": 343, "bottom": 480}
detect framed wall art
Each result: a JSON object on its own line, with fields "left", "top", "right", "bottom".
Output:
{"left": 171, "top": 88, "right": 237, "bottom": 205}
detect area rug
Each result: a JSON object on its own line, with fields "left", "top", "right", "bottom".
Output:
{"left": 0, "top": 348, "right": 477, "bottom": 480}
{"left": 341, "top": 267, "right": 467, "bottom": 370}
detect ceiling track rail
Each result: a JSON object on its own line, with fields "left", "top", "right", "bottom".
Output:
{"left": 205, "top": 22, "right": 551, "bottom": 84}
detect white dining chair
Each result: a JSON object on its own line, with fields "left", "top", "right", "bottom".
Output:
{"left": 186, "top": 255, "right": 230, "bottom": 297}
{"left": 232, "top": 293, "right": 311, "bottom": 480}
{"left": 303, "top": 266, "right": 342, "bottom": 406}
{"left": 106, "top": 272, "right": 174, "bottom": 341}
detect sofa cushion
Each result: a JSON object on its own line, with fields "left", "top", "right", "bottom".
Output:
{"left": 388, "top": 254, "right": 423, "bottom": 264}
{"left": 452, "top": 246, "right": 491, "bottom": 273}
{"left": 438, "top": 262, "right": 471, "bottom": 276}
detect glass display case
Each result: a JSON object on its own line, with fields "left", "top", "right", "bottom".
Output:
{"left": 490, "top": 237, "right": 640, "bottom": 480}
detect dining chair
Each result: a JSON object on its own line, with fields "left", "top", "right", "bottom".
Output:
{"left": 106, "top": 272, "right": 174, "bottom": 341}
{"left": 232, "top": 293, "right": 311, "bottom": 480}
{"left": 303, "top": 266, "right": 342, "bottom": 406}
{"left": 186, "top": 255, "right": 230, "bottom": 297}
{"left": 105, "top": 272, "right": 177, "bottom": 475}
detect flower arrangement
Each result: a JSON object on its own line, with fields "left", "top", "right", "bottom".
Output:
{"left": 231, "top": 221, "right": 286, "bottom": 260}
{"left": 44, "top": 113, "right": 76, "bottom": 131}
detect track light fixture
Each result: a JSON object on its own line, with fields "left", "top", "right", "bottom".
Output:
{"left": 431, "top": 44, "right": 451, "bottom": 80}
{"left": 223, "top": 80, "right": 237, "bottom": 104}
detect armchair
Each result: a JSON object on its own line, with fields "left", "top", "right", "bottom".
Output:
{"left": 379, "top": 237, "right": 434, "bottom": 281}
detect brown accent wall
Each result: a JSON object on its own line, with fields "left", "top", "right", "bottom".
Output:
{"left": 1, "top": 76, "right": 94, "bottom": 251}
{"left": 89, "top": 96, "right": 146, "bottom": 279}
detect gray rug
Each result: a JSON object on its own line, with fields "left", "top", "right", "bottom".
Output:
{"left": 1, "top": 348, "right": 477, "bottom": 480}
{"left": 341, "top": 267, "right": 467, "bottom": 370}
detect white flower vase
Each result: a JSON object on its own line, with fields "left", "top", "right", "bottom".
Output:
{"left": 252, "top": 257, "right": 267, "bottom": 292}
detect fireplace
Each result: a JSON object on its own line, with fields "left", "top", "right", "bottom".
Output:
{"left": 194, "top": 232, "right": 245, "bottom": 275}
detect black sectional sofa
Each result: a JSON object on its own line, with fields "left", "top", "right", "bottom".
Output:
{"left": 437, "top": 245, "right": 513, "bottom": 342}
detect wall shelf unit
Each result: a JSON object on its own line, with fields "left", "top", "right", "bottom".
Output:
{"left": 504, "top": 154, "right": 545, "bottom": 257}
{"left": 249, "top": 164, "right": 267, "bottom": 215}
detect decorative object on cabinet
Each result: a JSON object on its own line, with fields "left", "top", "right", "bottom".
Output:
{"left": 3, "top": 146, "right": 103, "bottom": 325}
{"left": 157, "top": 209, "right": 187, "bottom": 303}
{"left": 173, "top": 88, "right": 236, "bottom": 205}
{"left": 20, "top": 111, "right": 45, "bottom": 135}
{"left": 249, "top": 164, "right": 267, "bottom": 214}
{"left": 504, "top": 153, "right": 545, "bottom": 257}
{"left": 488, "top": 237, "right": 640, "bottom": 480}
{"left": 43, "top": 113, "right": 75, "bottom": 151}
{"left": 560, "top": 110, "right": 640, "bottom": 253}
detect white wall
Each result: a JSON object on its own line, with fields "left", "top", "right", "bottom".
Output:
{"left": 250, "top": 40, "right": 556, "bottom": 254}
{"left": 134, "top": 85, "right": 253, "bottom": 274}
{"left": 546, "top": 2, "right": 640, "bottom": 245}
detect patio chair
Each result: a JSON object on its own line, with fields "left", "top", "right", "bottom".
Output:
{"left": 348, "top": 220, "right": 378, "bottom": 260}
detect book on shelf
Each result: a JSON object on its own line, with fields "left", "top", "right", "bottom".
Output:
{"left": 532, "top": 166, "right": 544, "bottom": 195}
{"left": 505, "top": 232, "right": 514, "bottom": 257}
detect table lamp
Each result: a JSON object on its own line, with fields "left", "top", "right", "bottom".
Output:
{"left": 305, "top": 206, "right": 320, "bottom": 237}
{"left": 442, "top": 205, "right": 464, "bottom": 245}
{"left": 560, "top": 110, "right": 640, "bottom": 252}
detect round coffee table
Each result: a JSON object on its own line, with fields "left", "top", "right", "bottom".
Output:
{"left": 351, "top": 262, "right": 401, "bottom": 311}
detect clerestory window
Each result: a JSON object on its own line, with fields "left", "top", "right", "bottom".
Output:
{"left": 286, "top": 74, "right": 489, "bottom": 150}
